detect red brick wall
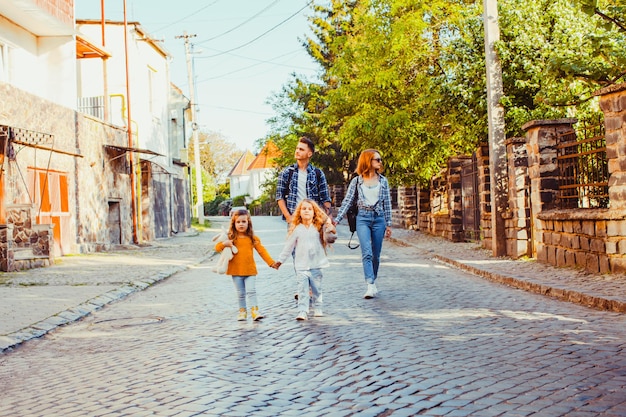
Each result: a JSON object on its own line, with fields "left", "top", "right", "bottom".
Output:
{"left": 35, "top": 0, "right": 74, "bottom": 26}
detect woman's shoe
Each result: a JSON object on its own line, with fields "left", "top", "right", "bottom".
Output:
{"left": 364, "top": 283, "right": 377, "bottom": 299}
{"left": 237, "top": 308, "right": 247, "bottom": 321}
{"left": 250, "top": 306, "right": 264, "bottom": 321}
{"left": 296, "top": 311, "right": 308, "bottom": 321}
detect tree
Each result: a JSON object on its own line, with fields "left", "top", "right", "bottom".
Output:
{"left": 190, "top": 131, "right": 242, "bottom": 184}
{"left": 270, "top": 0, "right": 626, "bottom": 185}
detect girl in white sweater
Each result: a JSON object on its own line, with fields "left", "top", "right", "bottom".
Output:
{"left": 274, "top": 199, "right": 333, "bottom": 320}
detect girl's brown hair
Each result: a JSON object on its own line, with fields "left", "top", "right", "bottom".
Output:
{"left": 355, "top": 148, "right": 382, "bottom": 176}
{"left": 228, "top": 209, "right": 255, "bottom": 242}
{"left": 288, "top": 199, "right": 330, "bottom": 250}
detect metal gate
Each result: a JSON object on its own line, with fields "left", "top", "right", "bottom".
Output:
{"left": 461, "top": 155, "right": 481, "bottom": 241}
{"left": 107, "top": 201, "right": 122, "bottom": 244}
{"left": 153, "top": 179, "right": 168, "bottom": 238}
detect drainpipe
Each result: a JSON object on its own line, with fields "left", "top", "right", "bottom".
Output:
{"left": 122, "top": 0, "right": 139, "bottom": 244}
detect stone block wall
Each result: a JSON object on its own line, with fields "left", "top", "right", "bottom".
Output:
{"left": 522, "top": 118, "right": 578, "bottom": 259}
{"left": 537, "top": 209, "right": 626, "bottom": 273}
{"left": 418, "top": 161, "right": 464, "bottom": 242}
{"left": 476, "top": 144, "right": 492, "bottom": 250}
{"left": 519, "top": 83, "right": 626, "bottom": 273}
{"left": 599, "top": 83, "right": 626, "bottom": 210}
{"left": 395, "top": 186, "right": 419, "bottom": 230}
{"left": 504, "top": 137, "right": 532, "bottom": 258}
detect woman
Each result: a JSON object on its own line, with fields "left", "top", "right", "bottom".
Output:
{"left": 334, "top": 149, "right": 392, "bottom": 299}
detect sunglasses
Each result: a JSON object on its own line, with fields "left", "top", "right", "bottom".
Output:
{"left": 372, "top": 158, "right": 383, "bottom": 163}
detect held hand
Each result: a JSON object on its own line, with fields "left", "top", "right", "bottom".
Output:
{"left": 271, "top": 262, "right": 282, "bottom": 269}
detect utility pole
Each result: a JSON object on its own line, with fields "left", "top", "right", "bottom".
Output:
{"left": 176, "top": 31, "right": 204, "bottom": 225}
{"left": 483, "top": 0, "right": 507, "bottom": 257}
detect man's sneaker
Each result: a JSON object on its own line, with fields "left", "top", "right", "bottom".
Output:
{"left": 296, "top": 311, "right": 308, "bottom": 321}
{"left": 237, "top": 308, "right": 247, "bottom": 321}
{"left": 250, "top": 306, "right": 264, "bottom": 321}
{"left": 313, "top": 309, "right": 324, "bottom": 317}
{"left": 364, "top": 283, "right": 377, "bottom": 299}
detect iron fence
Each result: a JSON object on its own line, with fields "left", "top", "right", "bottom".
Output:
{"left": 556, "top": 121, "right": 609, "bottom": 209}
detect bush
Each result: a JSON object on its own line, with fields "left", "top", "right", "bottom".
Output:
{"left": 206, "top": 195, "right": 230, "bottom": 216}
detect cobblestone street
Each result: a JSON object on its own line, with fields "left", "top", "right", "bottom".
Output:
{"left": 1, "top": 216, "right": 625, "bottom": 416}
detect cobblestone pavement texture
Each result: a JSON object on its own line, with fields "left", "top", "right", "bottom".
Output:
{"left": 1, "top": 216, "right": 625, "bottom": 416}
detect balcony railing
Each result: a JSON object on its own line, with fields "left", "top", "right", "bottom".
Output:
{"left": 77, "top": 96, "right": 105, "bottom": 120}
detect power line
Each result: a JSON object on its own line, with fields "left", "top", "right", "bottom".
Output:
{"left": 194, "top": 49, "right": 315, "bottom": 83}
{"left": 152, "top": 0, "right": 221, "bottom": 33}
{"left": 197, "top": 104, "right": 273, "bottom": 116}
{"left": 197, "top": 0, "right": 282, "bottom": 43}
{"left": 196, "top": 0, "right": 314, "bottom": 58}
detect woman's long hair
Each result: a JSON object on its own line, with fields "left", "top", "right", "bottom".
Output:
{"left": 355, "top": 148, "right": 383, "bottom": 176}
{"left": 288, "top": 199, "right": 329, "bottom": 250}
{"left": 228, "top": 209, "right": 255, "bottom": 242}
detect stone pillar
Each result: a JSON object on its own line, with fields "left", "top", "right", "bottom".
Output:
{"left": 522, "top": 118, "right": 577, "bottom": 259}
{"left": 397, "top": 185, "right": 418, "bottom": 230}
{"left": 0, "top": 224, "right": 15, "bottom": 272}
{"left": 448, "top": 157, "right": 466, "bottom": 242}
{"left": 505, "top": 137, "right": 531, "bottom": 258}
{"left": 596, "top": 83, "right": 626, "bottom": 209}
{"left": 475, "top": 144, "right": 492, "bottom": 250}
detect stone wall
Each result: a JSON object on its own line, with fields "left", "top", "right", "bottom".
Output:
{"left": 537, "top": 209, "right": 626, "bottom": 274}
{"left": 417, "top": 159, "right": 465, "bottom": 242}
{"left": 504, "top": 137, "right": 532, "bottom": 258}
{"left": 518, "top": 83, "right": 626, "bottom": 273}
{"left": 395, "top": 186, "right": 419, "bottom": 230}
{"left": 476, "top": 144, "right": 493, "bottom": 250}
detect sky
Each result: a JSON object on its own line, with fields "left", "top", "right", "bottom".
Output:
{"left": 75, "top": 0, "right": 321, "bottom": 152}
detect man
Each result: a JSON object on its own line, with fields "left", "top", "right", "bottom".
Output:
{"left": 276, "top": 136, "right": 332, "bottom": 222}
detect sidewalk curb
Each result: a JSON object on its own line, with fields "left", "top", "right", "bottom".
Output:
{"left": 0, "top": 254, "right": 213, "bottom": 354}
{"left": 388, "top": 236, "right": 626, "bottom": 313}
{"left": 433, "top": 255, "right": 626, "bottom": 313}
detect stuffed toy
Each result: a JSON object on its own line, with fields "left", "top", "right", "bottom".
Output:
{"left": 323, "top": 222, "right": 338, "bottom": 245}
{"left": 212, "top": 227, "right": 238, "bottom": 274}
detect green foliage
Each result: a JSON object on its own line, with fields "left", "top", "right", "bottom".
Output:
{"left": 232, "top": 195, "right": 247, "bottom": 206}
{"left": 205, "top": 194, "right": 227, "bottom": 216}
{"left": 265, "top": 0, "right": 624, "bottom": 186}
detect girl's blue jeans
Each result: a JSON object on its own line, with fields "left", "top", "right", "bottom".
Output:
{"left": 296, "top": 268, "right": 323, "bottom": 313}
{"left": 232, "top": 275, "right": 257, "bottom": 309}
{"left": 356, "top": 211, "right": 386, "bottom": 284}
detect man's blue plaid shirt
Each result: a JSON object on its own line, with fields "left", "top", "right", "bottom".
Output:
{"left": 275, "top": 163, "right": 331, "bottom": 216}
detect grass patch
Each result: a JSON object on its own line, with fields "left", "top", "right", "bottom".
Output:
{"left": 191, "top": 217, "right": 212, "bottom": 232}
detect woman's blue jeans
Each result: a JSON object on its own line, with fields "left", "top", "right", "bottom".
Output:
{"left": 232, "top": 275, "right": 257, "bottom": 309}
{"left": 356, "top": 211, "right": 386, "bottom": 284}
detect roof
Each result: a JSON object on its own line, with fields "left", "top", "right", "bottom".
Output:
{"left": 228, "top": 150, "right": 256, "bottom": 177}
{"left": 247, "top": 141, "right": 281, "bottom": 171}
{"left": 76, "top": 33, "right": 112, "bottom": 59}
{"left": 76, "top": 20, "right": 170, "bottom": 58}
